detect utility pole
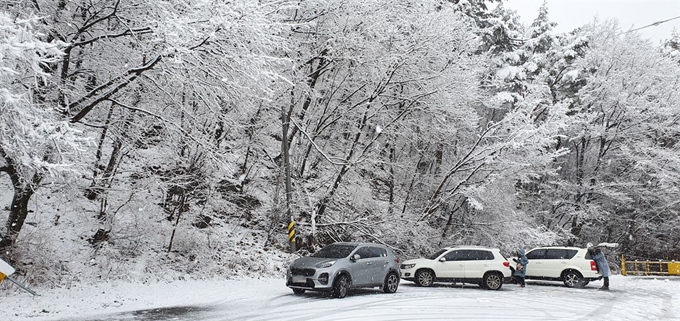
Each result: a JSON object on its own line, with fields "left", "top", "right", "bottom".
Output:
{"left": 282, "top": 91, "right": 296, "bottom": 252}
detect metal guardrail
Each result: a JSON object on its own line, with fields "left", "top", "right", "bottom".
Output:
{"left": 621, "top": 255, "right": 680, "bottom": 276}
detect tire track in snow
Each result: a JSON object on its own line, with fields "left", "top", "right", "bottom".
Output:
{"left": 239, "top": 285, "right": 563, "bottom": 321}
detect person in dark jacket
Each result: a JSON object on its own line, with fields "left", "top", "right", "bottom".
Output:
{"left": 590, "top": 247, "right": 611, "bottom": 290}
{"left": 513, "top": 249, "right": 529, "bottom": 288}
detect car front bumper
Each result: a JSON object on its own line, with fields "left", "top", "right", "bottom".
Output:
{"left": 286, "top": 268, "right": 335, "bottom": 291}
{"left": 400, "top": 268, "right": 417, "bottom": 281}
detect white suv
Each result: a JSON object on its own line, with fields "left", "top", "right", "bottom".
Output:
{"left": 400, "top": 246, "right": 512, "bottom": 290}
{"left": 510, "top": 246, "right": 601, "bottom": 287}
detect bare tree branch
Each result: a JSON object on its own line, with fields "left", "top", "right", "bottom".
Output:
{"left": 290, "top": 118, "right": 348, "bottom": 166}
{"left": 72, "top": 27, "right": 153, "bottom": 48}
{"left": 78, "top": 0, "right": 121, "bottom": 33}
{"left": 70, "top": 56, "right": 163, "bottom": 122}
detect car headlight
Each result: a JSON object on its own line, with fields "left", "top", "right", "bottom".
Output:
{"left": 401, "top": 263, "right": 416, "bottom": 269}
{"left": 316, "top": 261, "right": 336, "bottom": 268}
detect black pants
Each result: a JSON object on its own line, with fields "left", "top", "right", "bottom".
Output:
{"left": 514, "top": 275, "right": 525, "bottom": 286}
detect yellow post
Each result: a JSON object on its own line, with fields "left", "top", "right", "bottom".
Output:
{"left": 669, "top": 262, "right": 680, "bottom": 275}
{"left": 287, "top": 218, "right": 297, "bottom": 252}
{"left": 646, "top": 260, "right": 651, "bottom": 275}
{"left": 621, "top": 254, "right": 627, "bottom": 276}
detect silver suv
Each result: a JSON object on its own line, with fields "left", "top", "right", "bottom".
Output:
{"left": 509, "top": 246, "right": 601, "bottom": 287}
{"left": 286, "top": 242, "right": 401, "bottom": 298}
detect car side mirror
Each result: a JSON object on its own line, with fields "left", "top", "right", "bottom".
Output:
{"left": 350, "top": 254, "right": 361, "bottom": 262}
{"left": 439, "top": 257, "right": 446, "bottom": 262}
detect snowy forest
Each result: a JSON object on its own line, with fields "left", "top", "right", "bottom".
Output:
{"left": 1, "top": 0, "right": 679, "bottom": 287}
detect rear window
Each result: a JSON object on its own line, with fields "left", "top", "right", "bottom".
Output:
{"left": 312, "top": 244, "right": 357, "bottom": 258}
{"left": 469, "top": 250, "right": 495, "bottom": 260}
{"left": 370, "top": 247, "right": 388, "bottom": 258}
{"left": 545, "top": 249, "right": 578, "bottom": 259}
{"left": 354, "top": 246, "right": 387, "bottom": 258}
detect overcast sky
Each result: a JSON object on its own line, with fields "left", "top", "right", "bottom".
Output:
{"left": 501, "top": 0, "right": 680, "bottom": 44}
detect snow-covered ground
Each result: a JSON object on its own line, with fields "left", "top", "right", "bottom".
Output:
{"left": 1, "top": 275, "right": 678, "bottom": 320}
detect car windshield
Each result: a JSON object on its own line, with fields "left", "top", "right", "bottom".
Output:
{"left": 427, "top": 249, "right": 448, "bottom": 260}
{"left": 311, "top": 244, "right": 357, "bottom": 258}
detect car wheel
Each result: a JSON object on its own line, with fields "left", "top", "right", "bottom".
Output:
{"left": 332, "top": 274, "right": 350, "bottom": 298}
{"left": 483, "top": 272, "right": 503, "bottom": 290}
{"left": 415, "top": 270, "right": 435, "bottom": 287}
{"left": 292, "top": 288, "right": 305, "bottom": 295}
{"left": 383, "top": 272, "right": 399, "bottom": 293}
{"left": 562, "top": 271, "right": 583, "bottom": 288}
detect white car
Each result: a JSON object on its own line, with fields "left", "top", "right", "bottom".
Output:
{"left": 509, "top": 246, "right": 602, "bottom": 287}
{"left": 400, "top": 246, "right": 512, "bottom": 290}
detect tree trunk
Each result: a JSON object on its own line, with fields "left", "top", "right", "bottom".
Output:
{"left": 0, "top": 184, "right": 38, "bottom": 251}
{"left": 282, "top": 90, "right": 295, "bottom": 252}
{"left": 0, "top": 147, "right": 44, "bottom": 252}
{"left": 167, "top": 193, "right": 187, "bottom": 253}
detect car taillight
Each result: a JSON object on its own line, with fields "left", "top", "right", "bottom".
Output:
{"left": 503, "top": 261, "right": 510, "bottom": 267}
{"left": 590, "top": 260, "right": 598, "bottom": 271}
{"left": 395, "top": 257, "right": 400, "bottom": 264}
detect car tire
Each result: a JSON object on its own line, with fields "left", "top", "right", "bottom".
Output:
{"left": 415, "top": 269, "right": 435, "bottom": 287}
{"left": 332, "top": 274, "right": 350, "bottom": 298}
{"left": 483, "top": 272, "right": 503, "bottom": 290}
{"left": 562, "top": 270, "right": 583, "bottom": 288}
{"left": 292, "top": 288, "right": 306, "bottom": 295}
{"left": 383, "top": 272, "right": 399, "bottom": 293}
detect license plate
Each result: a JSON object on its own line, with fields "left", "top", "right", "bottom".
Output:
{"left": 293, "top": 276, "right": 306, "bottom": 283}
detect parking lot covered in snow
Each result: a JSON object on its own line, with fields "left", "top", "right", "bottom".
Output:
{"left": 2, "top": 275, "right": 679, "bottom": 320}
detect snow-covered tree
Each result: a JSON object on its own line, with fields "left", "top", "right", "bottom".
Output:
{"left": 662, "top": 28, "right": 680, "bottom": 64}
{"left": 260, "top": 0, "right": 488, "bottom": 249}
{"left": 0, "top": 13, "right": 85, "bottom": 250}
{"left": 519, "top": 20, "right": 680, "bottom": 253}
{"left": 475, "top": 1, "right": 524, "bottom": 55}
{"left": 467, "top": 1, "right": 575, "bottom": 247}
{"left": 1, "top": 0, "right": 292, "bottom": 256}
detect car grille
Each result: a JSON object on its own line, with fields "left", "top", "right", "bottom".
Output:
{"left": 290, "top": 268, "right": 315, "bottom": 276}
{"left": 287, "top": 278, "right": 316, "bottom": 289}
